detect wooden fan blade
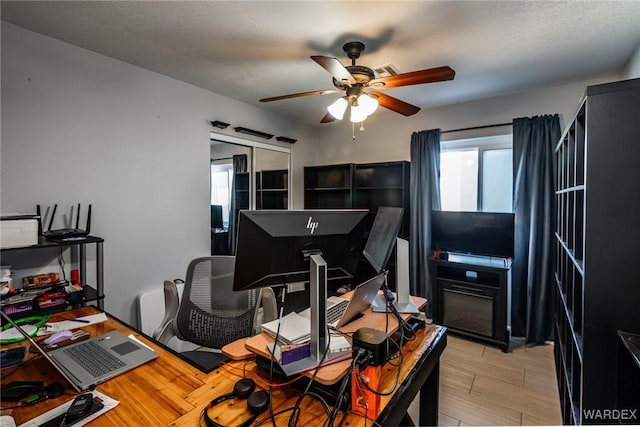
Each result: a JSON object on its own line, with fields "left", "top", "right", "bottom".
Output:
{"left": 370, "top": 66, "right": 455, "bottom": 89}
{"left": 371, "top": 91, "right": 421, "bottom": 116}
{"left": 311, "top": 56, "right": 356, "bottom": 85}
{"left": 260, "top": 88, "right": 339, "bottom": 102}
{"left": 320, "top": 112, "right": 336, "bottom": 124}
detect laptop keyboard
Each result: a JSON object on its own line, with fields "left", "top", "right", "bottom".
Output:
{"left": 327, "top": 299, "right": 349, "bottom": 324}
{"left": 64, "top": 341, "right": 126, "bottom": 378}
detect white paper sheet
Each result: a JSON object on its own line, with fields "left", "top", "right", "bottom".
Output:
{"left": 18, "top": 390, "right": 118, "bottom": 427}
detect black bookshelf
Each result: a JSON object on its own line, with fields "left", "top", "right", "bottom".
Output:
{"left": 304, "top": 161, "right": 410, "bottom": 286}
{"left": 256, "top": 169, "right": 288, "bottom": 210}
{"left": 554, "top": 78, "right": 640, "bottom": 425}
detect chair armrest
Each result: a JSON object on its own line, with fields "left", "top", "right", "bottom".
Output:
{"left": 260, "top": 287, "right": 278, "bottom": 323}
{"left": 153, "top": 280, "right": 180, "bottom": 344}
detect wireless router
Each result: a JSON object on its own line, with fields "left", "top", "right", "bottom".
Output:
{"left": 42, "top": 203, "right": 92, "bottom": 240}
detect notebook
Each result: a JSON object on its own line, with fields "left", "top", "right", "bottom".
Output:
{"left": 0, "top": 311, "right": 158, "bottom": 392}
{"left": 261, "top": 273, "right": 384, "bottom": 344}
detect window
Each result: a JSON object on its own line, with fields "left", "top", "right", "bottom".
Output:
{"left": 211, "top": 161, "right": 233, "bottom": 227}
{"left": 440, "top": 135, "right": 513, "bottom": 212}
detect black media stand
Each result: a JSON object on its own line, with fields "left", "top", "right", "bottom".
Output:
{"left": 433, "top": 253, "right": 511, "bottom": 352}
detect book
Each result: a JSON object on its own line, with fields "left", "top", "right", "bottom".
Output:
{"left": 266, "top": 342, "right": 311, "bottom": 365}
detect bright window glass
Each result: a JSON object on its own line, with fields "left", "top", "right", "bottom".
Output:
{"left": 482, "top": 148, "right": 513, "bottom": 212}
{"left": 440, "top": 134, "right": 512, "bottom": 212}
{"left": 440, "top": 149, "right": 478, "bottom": 211}
{"left": 211, "top": 162, "right": 233, "bottom": 226}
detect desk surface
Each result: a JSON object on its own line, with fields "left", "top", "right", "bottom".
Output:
{"left": 245, "top": 295, "right": 427, "bottom": 385}
{"left": 1, "top": 307, "right": 446, "bottom": 426}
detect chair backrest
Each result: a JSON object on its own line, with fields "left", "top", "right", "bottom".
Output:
{"left": 173, "top": 256, "right": 259, "bottom": 349}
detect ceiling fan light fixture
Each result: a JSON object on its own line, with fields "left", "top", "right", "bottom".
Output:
{"left": 357, "top": 94, "right": 379, "bottom": 116}
{"left": 327, "top": 97, "right": 348, "bottom": 120}
{"left": 350, "top": 102, "right": 368, "bottom": 123}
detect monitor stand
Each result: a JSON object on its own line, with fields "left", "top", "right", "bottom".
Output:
{"left": 277, "top": 253, "right": 330, "bottom": 377}
{"left": 371, "top": 237, "right": 419, "bottom": 314}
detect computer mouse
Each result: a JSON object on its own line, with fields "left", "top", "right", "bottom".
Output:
{"left": 43, "top": 330, "right": 73, "bottom": 345}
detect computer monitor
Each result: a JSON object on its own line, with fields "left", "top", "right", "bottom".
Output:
{"left": 233, "top": 210, "right": 368, "bottom": 292}
{"left": 211, "top": 205, "right": 224, "bottom": 229}
{"left": 363, "top": 206, "right": 404, "bottom": 274}
{"left": 233, "top": 209, "right": 368, "bottom": 373}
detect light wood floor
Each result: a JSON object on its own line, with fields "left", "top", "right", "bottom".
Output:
{"left": 408, "top": 334, "right": 562, "bottom": 426}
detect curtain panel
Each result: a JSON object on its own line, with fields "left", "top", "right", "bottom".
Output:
{"left": 512, "top": 114, "right": 560, "bottom": 344}
{"left": 228, "top": 154, "right": 248, "bottom": 254}
{"left": 409, "top": 129, "right": 442, "bottom": 317}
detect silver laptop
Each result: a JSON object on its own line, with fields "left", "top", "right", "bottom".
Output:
{"left": 301, "top": 272, "right": 385, "bottom": 328}
{"left": 262, "top": 273, "right": 384, "bottom": 345}
{"left": 1, "top": 311, "right": 158, "bottom": 392}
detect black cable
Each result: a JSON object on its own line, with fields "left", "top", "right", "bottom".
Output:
{"left": 324, "top": 353, "right": 360, "bottom": 427}
{"left": 0, "top": 403, "right": 25, "bottom": 410}
{"left": 287, "top": 327, "right": 332, "bottom": 427}
{"left": 254, "top": 407, "right": 295, "bottom": 427}
{"left": 267, "top": 285, "right": 288, "bottom": 427}
{"left": 57, "top": 247, "right": 67, "bottom": 282}
{"left": 356, "top": 349, "right": 402, "bottom": 397}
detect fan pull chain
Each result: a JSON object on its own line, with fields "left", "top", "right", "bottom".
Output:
{"left": 352, "top": 122, "right": 356, "bottom": 140}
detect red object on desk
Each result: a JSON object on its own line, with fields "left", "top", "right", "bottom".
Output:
{"left": 351, "top": 364, "right": 381, "bottom": 419}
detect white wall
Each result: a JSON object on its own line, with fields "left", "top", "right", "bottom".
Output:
{"left": 623, "top": 42, "right": 640, "bottom": 79}
{"left": 0, "top": 22, "right": 313, "bottom": 325}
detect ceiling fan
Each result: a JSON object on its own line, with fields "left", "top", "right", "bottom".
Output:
{"left": 260, "top": 41, "right": 455, "bottom": 124}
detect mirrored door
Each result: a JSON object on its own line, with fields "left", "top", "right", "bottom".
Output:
{"left": 210, "top": 134, "right": 291, "bottom": 255}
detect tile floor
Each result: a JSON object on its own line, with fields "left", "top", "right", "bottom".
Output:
{"left": 407, "top": 334, "right": 562, "bottom": 426}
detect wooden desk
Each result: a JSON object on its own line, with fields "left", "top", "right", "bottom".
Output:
{"left": 244, "top": 295, "right": 428, "bottom": 385}
{"left": 1, "top": 307, "right": 446, "bottom": 426}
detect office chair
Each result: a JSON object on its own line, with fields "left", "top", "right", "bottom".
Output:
{"left": 154, "top": 256, "right": 277, "bottom": 372}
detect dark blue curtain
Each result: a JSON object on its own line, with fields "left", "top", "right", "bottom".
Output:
{"left": 409, "top": 129, "right": 442, "bottom": 317}
{"left": 512, "top": 114, "right": 559, "bottom": 344}
{"left": 228, "top": 154, "right": 247, "bottom": 254}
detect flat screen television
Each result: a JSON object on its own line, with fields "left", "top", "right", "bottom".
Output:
{"left": 431, "top": 211, "right": 515, "bottom": 259}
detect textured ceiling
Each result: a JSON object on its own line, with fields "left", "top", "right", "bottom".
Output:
{"left": 2, "top": 1, "right": 640, "bottom": 125}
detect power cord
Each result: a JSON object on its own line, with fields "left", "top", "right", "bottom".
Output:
{"left": 266, "top": 285, "right": 289, "bottom": 427}
{"left": 286, "top": 328, "right": 332, "bottom": 427}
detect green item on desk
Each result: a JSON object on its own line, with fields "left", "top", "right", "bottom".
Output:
{"left": 0, "top": 315, "right": 49, "bottom": 344}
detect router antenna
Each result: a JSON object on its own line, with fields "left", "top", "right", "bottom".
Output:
{"left": 85, "top": 204, "right": 92, "bottom": 235}
{"left": 47, "top": 204, "right": 57, "bottom": 232}
{"left": 75, "top": 203, "right": 81, "bottom": 229}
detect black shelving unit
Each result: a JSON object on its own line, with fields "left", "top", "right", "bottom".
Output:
{"left": 616, "top": 331, "right": 640, "bottom": 423}
{"left": 353, "top": 161, "right": 410, "bottom": 238}
{"left": 304, "top": 163, "right": 354, "bottom": 209}
{"left": 232, "top": 172, "right": 250, "bottom": 239}
{"left": 256, "top": 169, "right": 288, "bottom": 210}
{"left": 554, "top": 78, "right": 640, "bottom": 425}
{"left": 304, "top": 161, "right": 410, "bottom": 286}
{"left": 0, "top": 235, "right": 105, "bottom": 316}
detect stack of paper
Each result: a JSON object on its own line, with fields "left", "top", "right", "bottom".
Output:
{"left": 261, "top": 311, "right": 311, "bottom": 344}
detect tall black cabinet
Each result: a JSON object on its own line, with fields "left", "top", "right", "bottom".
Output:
{"left": 304, "top": 161, "right": 410, "bottom": 285}
{"left": 554, "top": 78, "right": 640, "bottom": 424}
